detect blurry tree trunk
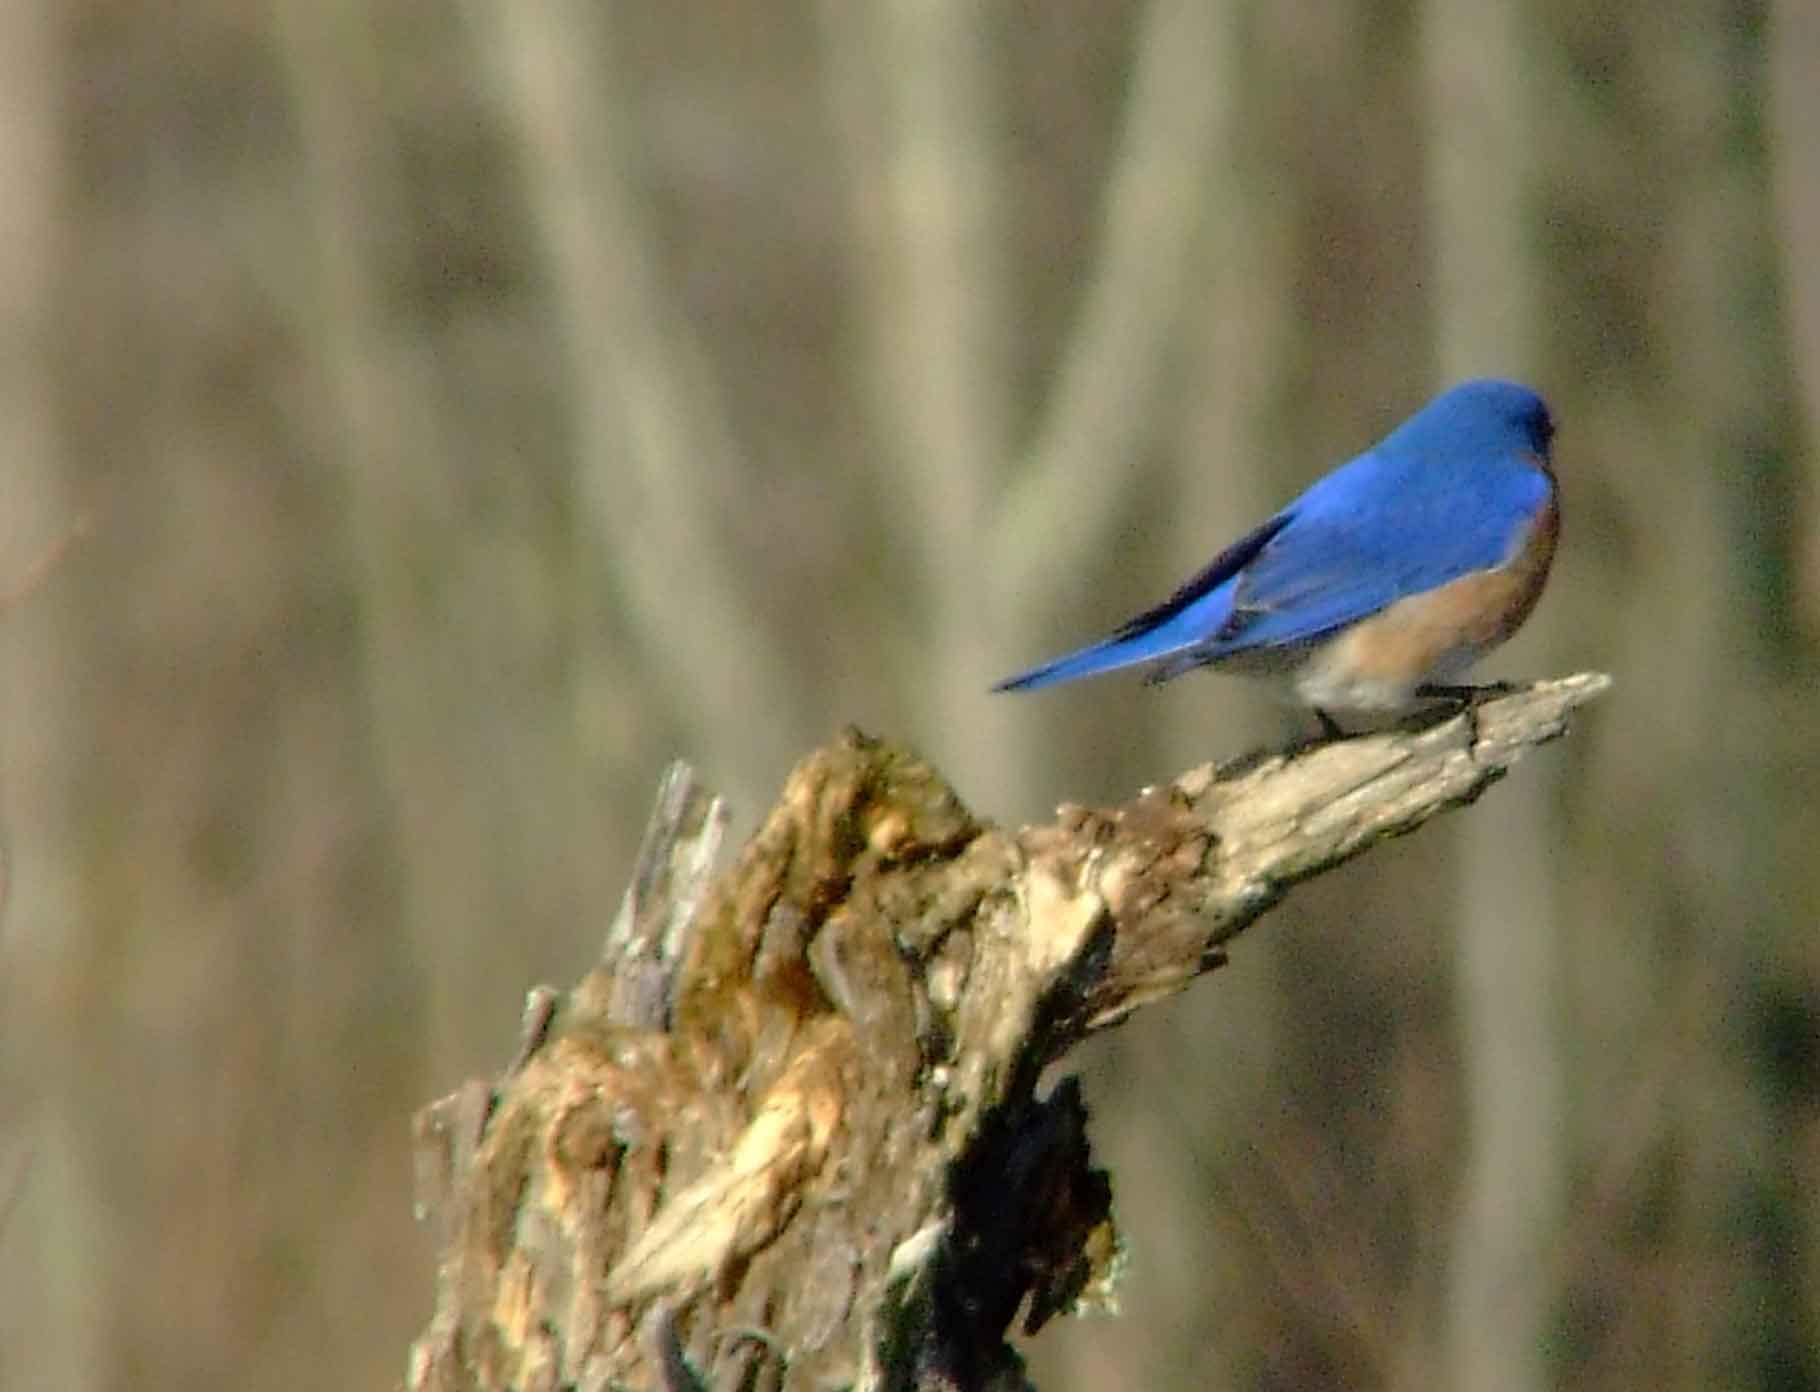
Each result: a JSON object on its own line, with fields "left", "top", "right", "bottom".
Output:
{"left": 468, "top": 0, "right": 808, "bottom": 816}
{"left": 998, "top": 0, "right": 1235, "bottom": 637}
{"left": 820, "top": 0, "right": 1226, "bottom": 812}
{"left": 1074, "top": 4, "right": 1301, "bottom": 1385}
{"left": 274, "top": 0, "right": 507, "bottom": 1070}
{"left": 0, "top": 1, "right": 90, "bottom": 1383}
{"left": 817, "top": 0, "right": 1017, "bottom": 796}
{"left": 1767, "top": 9, "right": 1820, "bottom": 1364}
{"left": 407, "top": 681, "right": 1605, "bottom": 1391}
{"left": 1418, "top": 3, "right": 1563, "bottom": 1390}
{"left": 1770, "top": 0, "right": 1820, "bottom": 638}
{"left": 1165, "top": 0, "right": 1294, "bottom": 766}
{"left": 0, "top": 2, "right": 69, "bottom": 916}
{"left": 1661, "top": 10, "right": 1804, "bottom": 1384}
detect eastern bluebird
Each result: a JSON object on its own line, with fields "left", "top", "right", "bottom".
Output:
{"left": 993, "top": 379, "right": 1558, "bottom": 729}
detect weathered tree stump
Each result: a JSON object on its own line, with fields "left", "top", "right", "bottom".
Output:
{"left": 406, "top": 674, "right": 1609, "bottom": 1391}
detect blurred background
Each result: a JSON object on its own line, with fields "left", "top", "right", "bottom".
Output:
{"left": 2, "top": 1, "right": 1817, "bottom": 1388}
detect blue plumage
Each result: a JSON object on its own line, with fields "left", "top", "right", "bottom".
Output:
{"left": 993, "top": 379, "right": 1557, "bottom": 699}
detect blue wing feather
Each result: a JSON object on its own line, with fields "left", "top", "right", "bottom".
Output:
{"left": 1203, "top": 447, "right": 1551, "bottom": 654}
{"left": 990, "top": 379, "right": 1557, "bottom": 693}
{"left": 989, "top": 515, "right": 1290, "bottom": 692}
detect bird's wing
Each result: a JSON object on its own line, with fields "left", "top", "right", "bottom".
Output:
{"left": 1108, "top": 511, "right": 1293, "bottom": 640}
{"left": 989, "top": 513, "right": 1292, "bottom": 692}
{"left": 1207, "top": 449, "right": 1553, "bottom": 654}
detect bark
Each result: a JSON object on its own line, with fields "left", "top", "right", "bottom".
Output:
{"left": 406, "top": 674, "right": 1608, "bottom": 1392}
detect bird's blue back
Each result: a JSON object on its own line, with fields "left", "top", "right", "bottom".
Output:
{"left": 994, "top": 379, "right": 1555, "bottom": 692}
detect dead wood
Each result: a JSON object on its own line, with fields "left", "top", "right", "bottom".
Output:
{"left": 406, "top": 673, "right": 1609, "bottom": 1391}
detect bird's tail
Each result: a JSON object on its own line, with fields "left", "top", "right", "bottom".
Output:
{"left": 992, "top": 517, "right": 1278, "bottom": 694}
{"left": 991, "top": 600, "right": 1222, "bottom": 692}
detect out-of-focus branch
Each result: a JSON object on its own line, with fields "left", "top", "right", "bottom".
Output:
{"left": 0, "top": 2, "right": 67, "bottom": 1359}
{"left": 818, "top": 0, "right": 1009, "bottom": 551}
{"left": 1418, "top": 1, "right": 1561, "bottom": 1386}
{"left": 816, "top": 0, "right": 1015, "bottom": 801}
{"left": 1167, "top": 0, "right": 1295, "bottom": 763}
{"left": 819, "top": 0, "right": 1234, "bottom": 804}
{"left": 407, "top": 675, "right": 1608, "bottom": 1391}
{"left": 997, "top": 0, "right": 1236, "bottom": 608}
{"left": 470, "top": 0, "right": 803, "bottom": 795}
{"left": 275, "top": 0, "right": 521, "bottom": 1071}
{"left": 1769, "top": 0, "right": 1820, "bottom": 636}
{"left": 0, "top": 489, "right": 107, "bottom": 614}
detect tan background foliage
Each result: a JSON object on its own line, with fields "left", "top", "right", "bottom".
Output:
{"left": 2, "top": 2, "right": 1817, "bottom": 1389}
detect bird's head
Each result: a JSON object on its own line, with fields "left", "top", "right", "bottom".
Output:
{"left": 1391, "top": 378, "right": 1556, "bottom": 464}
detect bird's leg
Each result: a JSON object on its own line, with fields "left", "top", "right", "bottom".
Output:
{"left": 1414, "top": 681, "right": 1520, "bottom": 711}
{"left": 1413, "top": 683, "right": 1473, "bottom": 714}
{"left": 1412, "top": 682, "right": 1524, "bottom": 743}
{"left": 1313, "top": 708, "right": 1346, "bottom": 740}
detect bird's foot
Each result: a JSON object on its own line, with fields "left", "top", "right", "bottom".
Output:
{"left": 1409, "top": 680, "right": 1526, "bottom": 743}
{"left": 1277, "top": 707, "right": 1348, "bottom": 758}
{"left": 1413, "top": 680, "right": 1521, "bottom": 714}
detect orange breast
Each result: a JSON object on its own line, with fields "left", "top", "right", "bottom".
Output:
{"left": 1311, "top": 487, "right": 1559, "bottom": 694}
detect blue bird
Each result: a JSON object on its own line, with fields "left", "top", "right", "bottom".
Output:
{"left": 993, "top": 379, "right": 1559, "bottom": 728}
